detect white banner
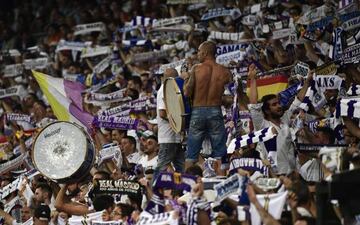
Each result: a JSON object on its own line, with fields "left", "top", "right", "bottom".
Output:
{"left": 250, "top": 191, "right": 288, "bottom": 225}
{"left": 0, "top": 153, "right": 27, "bottom": 175}
{"left": 271, "top": 28, "right": 292, "bottom": 40}
{"left": 137, "top": 211, "right": 178, "bottom": 225}
{"left": 319, "top": 146, "right": 343, "bottom": 172}
{"left": 68, "top": 211, "right": 104, "bottom": 225}
{"left": 342, "top": 16, "right": 360, "bottom": 31}
{"left": 166, "top": 0, "right": 207, "bottom": 4}
{"left": 63, "top": 73, "right": 80, "bottom": 82}
{"left": 56, "top": 39, "right": 89, "bottom": 52}
{"left": 130, "top": 50, "right": 170, "bottom": 63}
{"left": 153, "top": 16, "right": 191, "bottom": 27}
{"left": 0, "top": 177, "right": 21, "bottom": 200}
{"left": 315, "top": 75, "right": 344, "bottom": 90}
{"left": 214, "top": 174, "right": 245, "bottom": 202}
{"left": 93, "top": 221, "right": 123, "bottom": 225}
{"left": 294, "top": 61, "right": 310, "bottom": 77}
{"left": 216, "top": 44, "right": 249, "bottom": 56}
{"left": 93, "top": 55, "right": 112, "bottom": 74}
{"left": 74, "top": 22, "right": 106, "bottom": 36}
{"left": 23, "top": 58, "right": 49, "bottom": 70}
{"left": 86, "top": 88, "right": 127, "bottom": 102}
{"left": 208, "top": 31, "right": 245, "bottom": 41}
{"left": 253, "top": 178, "right": 281, "bottom": 191}
{"left": 98, "top": 144, "right": 122, "bottom": 167}
{"left": 216, "top": 51, "right": 245, "bottom": 66}
{"left": 160, "top": 40, "right": 189, "bottom": 51}
{"left": 3, "top": 64, "right": 24, "bottom": 77}
{"left": 296, "top": 5, "right": 329, "bottom": 25}
{"left": 151, "top": 24, "right": 192, "bottom": 33}
{"left": 158, "top": 59, "right": 185, "bottom": 74}
{"left": 201, "top": 8, "right": 241, "bottom": 21}
{"left": 81, "top": 46, "right": 111, "bottom": 58}
{"left": 0, "top": 85, "right": 24, "bottom": 99}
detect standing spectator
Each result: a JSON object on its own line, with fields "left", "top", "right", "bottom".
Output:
{"left": 154, "top": 68, "right": 184, "bottom": 181}
{"left": 184, "top": 41, "right": 232, "bottom": 175}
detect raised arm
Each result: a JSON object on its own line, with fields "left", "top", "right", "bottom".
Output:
{"left": 55, "top": 184, "right": 90, "bottom": 216}
{"left": 247, "top": 184, "right": 282, "bottom": 225}
{"left": 0, "top": 208, "right": 15, "bottom": 225}
{"left": 297, "top": 71, "right": 313, "bottom": 102}
{"left": 248, "top": 64, "right": 258, "bottom": 104}
{"left": 184, "top": 65, "right": 196, "bottom": 98}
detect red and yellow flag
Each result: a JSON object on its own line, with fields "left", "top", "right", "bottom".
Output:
{"left": 246, "top": 75, "right": 288, "bottom": 101}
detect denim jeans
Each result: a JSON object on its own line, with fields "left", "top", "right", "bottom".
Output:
{"left": 186, "top": 106, "right": 227, "bottom": 162}
{"left": 153, "top": 143, "right": 185, "bottom": 182}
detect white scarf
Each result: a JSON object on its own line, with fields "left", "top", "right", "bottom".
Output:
{"left": 336, "top": 97, "right": 360, "bottom": 118}
{"left": 208, "top": 31, "right": 245, "bottom": 41}
{"left": 74, "top": 22, "right": 106, "bottom": 36}
{"left": 158, "top": 59, "right": 185, "bottom": 74}
{"left": 23, "top": 58, "right": 48, "bottom": 70}
{"left": 130, "top": 49, "right": 170, "bottom": 63}
{"left": 342, "top": 42, "right": 360, "bottom": 64}
{"left": 296, "top": 5, "right": 329, "bottom": 25}
{"left": 201, "top": 8, "right": 241, "bottom": 21}
{"left": 56, "top": 39, "right": 90, "bottom": 52}
{"left": 3, "top": 64, "right": 24, "bottom": 78}
{"left": 81, "top": 46, "right": 111, "bottom": 58}
{"left": 216, "top": 43, "right": 249, "bottom": 56}
{"left": 93, "top": 55, "right": 112, "bottom": 74}
{"left": 138, "top": 211, "right": 178, "bottom": 225}
{"left": 0, "top": 85, "right": 25, "bottom": 99}
{"left": 227, "top": 127, "right": 277, "bottom": 154}
{"left": 68, "top": 211, "right": 104, "bottom": 225}
{"left": 342, "top": 15, "right": 360, "bottom": 31}
{"left": 153, "top": 16, "right": 191, "bottom": 27}
{"left": 214, "top": 174, "right": 245, "bottom": 203}
{"left": 166, "top": 0, "right": 207, "bottom": 4}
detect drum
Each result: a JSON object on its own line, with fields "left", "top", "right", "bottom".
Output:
{"left": 32, "top": 121, "right": 95, "bottom": 183}
{"left": 164, "top": 77, "right": 191, "bottom": 133}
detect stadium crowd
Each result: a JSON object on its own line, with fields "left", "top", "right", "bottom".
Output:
{"left": 1, "top": 0, "right": 360, "bottom": 225}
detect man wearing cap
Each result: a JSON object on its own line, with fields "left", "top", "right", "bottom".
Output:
{"left": 154, "top": 68, "right": 185, "bottom": 180}
{"left": 33, "top": 204, "right": 51, "bottom": 225}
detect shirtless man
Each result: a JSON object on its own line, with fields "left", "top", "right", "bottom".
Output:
{"left": 183, "top": 41, "right": 232, "bottom": 173}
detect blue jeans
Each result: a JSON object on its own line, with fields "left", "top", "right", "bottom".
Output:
{"left": 153, "top": 143, "right": 184, "bottom": 182}
{"left": 186, "top": 106, "right": 227, "bottom": 162}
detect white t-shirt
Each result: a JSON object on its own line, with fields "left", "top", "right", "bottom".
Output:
{"left": 156, "top": 84, "right": 181, "bottom": 144}
{"left": 138, "top": 155, "right": 158, "bottom": 171}
{"left": 249, "top": 98, "right": 301, "bottom": 174}
{"left": 127, "top": 151, "right": 142, "bottom": 164}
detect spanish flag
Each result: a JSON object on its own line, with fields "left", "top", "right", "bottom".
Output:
{"left": 246, "top": 75, "right": 288, "bottom": 101}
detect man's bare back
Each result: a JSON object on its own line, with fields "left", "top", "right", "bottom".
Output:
{"left": 192, "top": 61, "right": 231, "bottom": 107}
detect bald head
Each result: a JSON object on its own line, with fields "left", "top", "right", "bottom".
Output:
{"left": 164, "top": 68, "right": 178, "bottom": 79}
{"left": 198, "top": 41, "right": 216, "bottom": 62}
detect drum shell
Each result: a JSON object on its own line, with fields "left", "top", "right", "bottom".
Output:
{"left": 32, "top": 121, "right": 95, "bottom": 183}
{"left": 164, "top": 77, "right": 191, "bottom": 133}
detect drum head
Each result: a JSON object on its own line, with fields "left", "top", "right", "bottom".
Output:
{"left": 164, "top": 78, "right": 185, "bottom": 133}
{"left": 32, "top": 122, "right": 88, "bottom": 180}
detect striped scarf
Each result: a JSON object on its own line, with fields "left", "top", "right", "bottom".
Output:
{"left": 335, "top": 98, "right": 360, "bottom": 119}
{"left": 233, "top": 127, "right": 277, "bottom": 150}
{"left": 299, "top": 79, "right": 326, "bottom": 112}
{"left": 185, "top": 197, "right": 215, "bottom": 225}
{"left": 128, "top": 16, "right": 154, "bottom": 27}
{"left": 347, "top": 83, "right": 360, "bottom": 96}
